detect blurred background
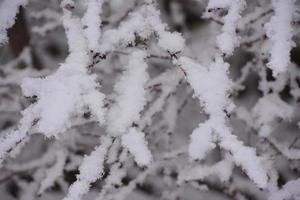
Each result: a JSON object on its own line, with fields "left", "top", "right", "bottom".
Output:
{"left": 0, "top": 0, "right": 300, "bottom": 199}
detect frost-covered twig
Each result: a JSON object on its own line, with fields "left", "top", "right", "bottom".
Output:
{"left": 107, "top": 50, "right": 149, "bottom": 136}
{"left": 177, "top": 56, "right": 268, "bottom": 188}
{"left": 269, "top": 178, "right": 300, "bottom": 200}
{"left": 265, "top": 0, "right": 296, "bottom": 76}
{"left": 178, "top": 154, "right": 233, "bottom": 183}
{"left": 99, "top": 3, "right": 184, "bottom": 54}
{"left": 63, "top": 136, "right": 113, "bottom": 200}
{"left": 38, "top": 148, "right": 67, "bottom": 195}
{"left": 206, "top": 0, "right": 246, "bottom": 55}
{"left": 82, "top": 0, "right": 105, "bottom": 51}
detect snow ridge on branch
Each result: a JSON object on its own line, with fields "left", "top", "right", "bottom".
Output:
{"left": 265, "top": 0, "right": 296, "bottom": 76}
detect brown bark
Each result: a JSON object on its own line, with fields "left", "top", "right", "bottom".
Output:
{"left": 8, "top": 7, "right": 42, "bottom": 70}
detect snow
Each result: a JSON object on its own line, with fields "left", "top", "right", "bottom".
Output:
{"left": 21, "top": 52, "right": 105, "bottom": 138}
{"left": 19, "top": 1, "right": 106, "bottom": 137}
{"left": 0, "top": 108, "right": 34, "bottom": 166}
{"left": 63, "top": 136, "right": 112, "bottom": 200}
{"left": 0, "top": 0, "right": 106, "bottom": 168}
{"left": 265, "top": 0, "right": 296, "bottom": 76}
{"left": 82, "top": 0, "right": 104, "bottom": 51}
{"left": 99, "top": 4, "right": 164, "bottom": 53}
{"left": 207, "top": 0, "right": 246, "bottom": 55}
{"left": 188, "top": 123, "right": 216, "bottom": 161}
{"left": 268, "top": 137, "right": 300, "bottom": 160}
{"left": 99, "top": 4, "right": 185, "bottom": 54}
{"left": 121, "top": 127, "right": 152, "bottom": 167}
{"left": 158, "top": 31, "right": 185, "bottom": 53}
{"left": 139, "top": 69, "right": 182, "bottom": 129}
{"left": 218, "top": 128, "right": 268, "bottom": 188}
{"left": 21, "top": 72, "right": 101, "bottom": 136}
{"left": 61, "top": 9, "right": 89, "bottom": 69}
{"left": 269, "top": 178, "right": 300, "bottom": 200}
{"left": 38, "top": 149, "right": 66, "bottom": 195}
{"left": 83, "top": 92, "right": 106, "bottom": 124}
{"left": 252, "top": 94, "right": 293, "bottom": 137}
{"left": 207, "top": 0, "right": 231, "bottom": 9}
{"left": 0, "top": 0, "right": 299, "bottom": 199}
{"left": 178, "top": 56, "right": 233, "bottom": 117}
{"left": 179, "top": 155, "right": 233, "bottom": 183}
{"left": 107, "top": 50, "right": 148, "bottom": 136}
{"left": 177, "top": 56, "right": 268, "bottom": 188}
{"left": 0, "top": 0, "right": 28, "bottom": 44}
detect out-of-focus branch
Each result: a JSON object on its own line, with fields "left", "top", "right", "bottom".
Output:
{"left": 8, "top": 7, "right": 42, "bottom": 70}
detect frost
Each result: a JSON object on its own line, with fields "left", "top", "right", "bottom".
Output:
{"left": 265, "top": 0, "right": 296, "bottom": 76}
{"left": 140, "top": 69, "right": 182, "bottom": 129}
{"left": 0, "top": 0, "right": 299, "bottom": 199}
{"left": 107, "top": 50, "right": 148, "bottom": 136}
{"left": 63, "top": 136, "right": 112, "bottom": 200}
{"left": 38, "top": 149, "right": 66, "bottom": 195}
{"left": 158, "top": 31, "right": 185, "bottom": 53}
{"left": 219, "top": 129, "right": 268, "bottom": 188}
{"left": 99, "top": 4, "right": 185, "bottom": 54}
{"left": 20, "top": 2, "right": 106, "bottom": 137}
{"left": 178, "top": 56, "right": 233, "bottom": 117}
{"left": 99, "top": 4, "right": 162, "bottom": 53}
{"left": 0, "top": 108, "right": 34, "bottom": 166}
{"left": 179, "top": 154, "right": 233, "bottom": 183}
{"left": 269, "top": 179, "right": 300, "bottom": 200}
{"left": 122, "top": 127, "right": 152, "bottom": 167}
{"left": 0, "top": 0, "right": 106, "bottom": 169}
{"left": 82, "top": 0, "right": 104, "bottom": 51}
{"left": 252, "top": 94, "right": 293, "bottom": 137}
{"left": 178, "top": 56, "right": 268, "bottom": 188}
{"left": 21, "top": 71, "right": 104, "bottom": 137}
{"left": 188, "top": 123, "right": 216, "bottom": 161}
{"left": 207, "top": 0, "right": 246, "bottom": 55}
{"left": 207, "top": 0, "right": 232, "bottom": 9}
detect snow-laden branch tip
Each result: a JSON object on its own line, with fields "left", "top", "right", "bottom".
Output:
{"left": 99, "top": 4, "right": 185, "bottom": 54}
{"left": 20, "top": 5, "right": 106, "bottom": 137}
{"left": 177, "top": 56, "right": 268, "bottom": 188}
{"left": 82, "top": 0, "right": 104, "bottom": 51}
{"left": 206, "top": 0, "right": 246, "bottom": 55}
{"left": 178, "top": 56, "right": 233, "bottom": 120}
{"left": 122, "top": 127, "right": 152, "bottom": 167}
{"left": 63, "top": 136, "right": 112, "bottom": 200}
{"left": 188, "top": 123, "right": 216, "bottom": 161}
{"left": 265, "top": 0, "right": 296, "bottom": 76}
{"left": 0, "top": 0, "right": 106, "bottom": 165}
{"left": 107, "top": 50, "right": 149, "bottom": 136}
